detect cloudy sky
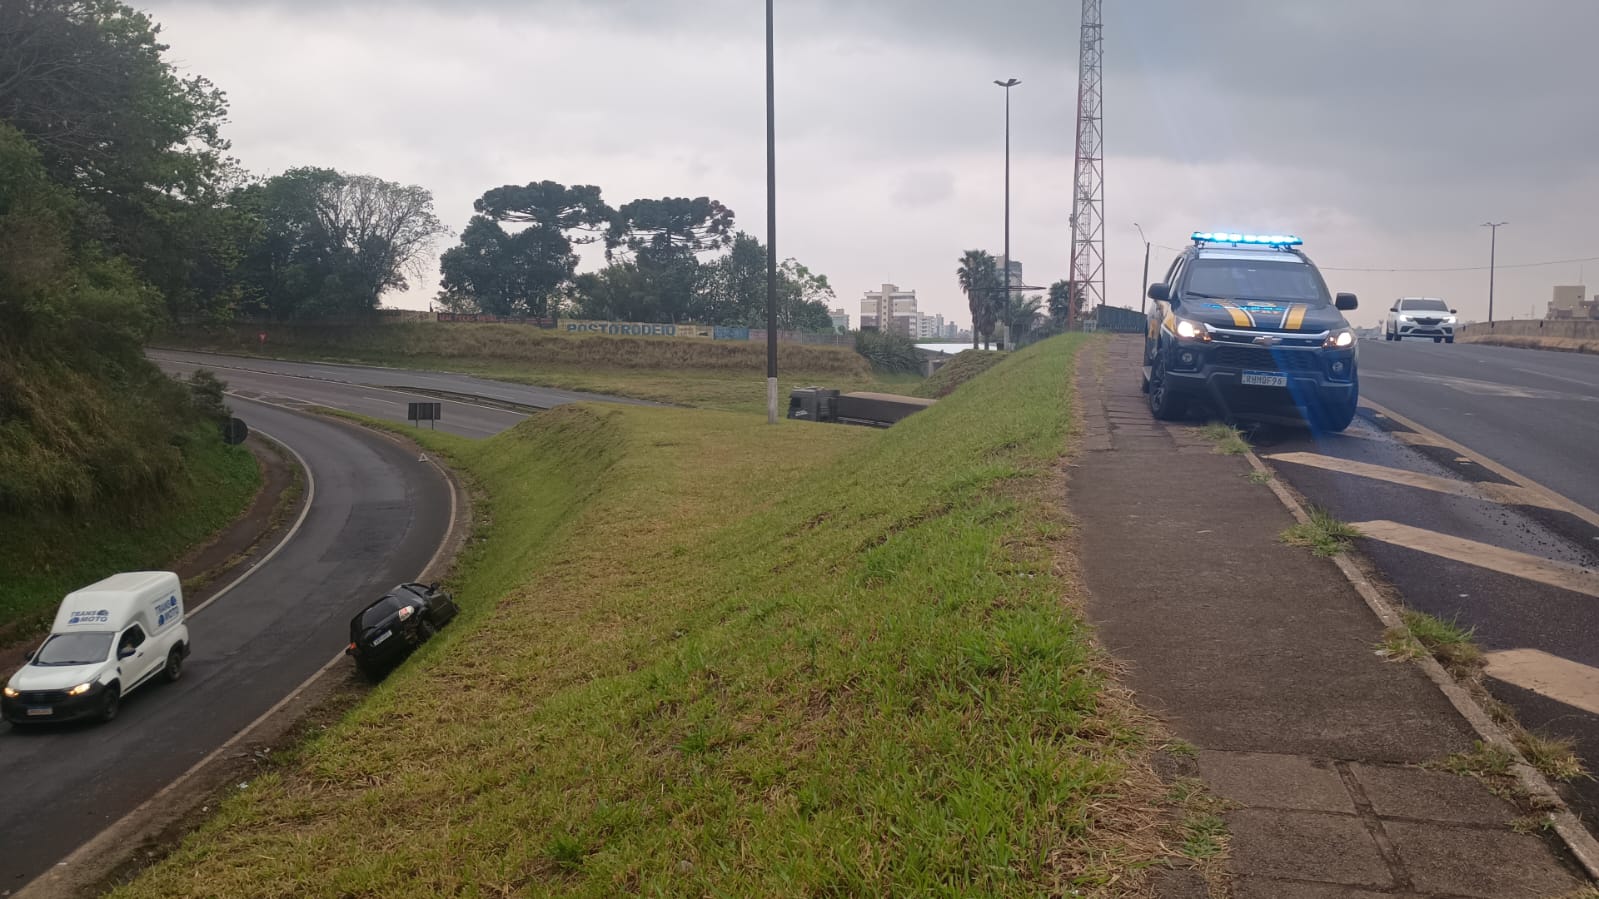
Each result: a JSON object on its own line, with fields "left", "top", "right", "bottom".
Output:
{"left": 146, "top": 0, "right": 1598, "bottom": 329}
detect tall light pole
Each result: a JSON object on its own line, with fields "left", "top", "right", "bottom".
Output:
{"left": 1481, "top": 221, "right": 1507, "bottom": 328}
{"left": 995, "top": 78, "right": 1020, "bottom": 350}
{"left": 1134, "top": 222, "right": 1150, "bottom": 316}
{"left": 765, "top": 0, "right": 779, "bottom": 423}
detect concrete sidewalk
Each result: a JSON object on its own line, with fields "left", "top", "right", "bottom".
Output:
{"left": 1071, "top": 336, "right": 1588, "bottom": 898}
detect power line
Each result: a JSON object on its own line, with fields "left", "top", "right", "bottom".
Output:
{"left": 1152, "top": 246, "right": 1599, "bottom": 274}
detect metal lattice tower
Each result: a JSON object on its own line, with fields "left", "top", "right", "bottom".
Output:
{"left": 1068, "top": 0, "right": 1104, "bottom": 324}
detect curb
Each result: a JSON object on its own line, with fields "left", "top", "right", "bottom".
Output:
{"left": 14, "top": 413, "right": 470, "bottom": 899}
{"left": 1243, "top": 443, "right": 1599, "bottom": 882}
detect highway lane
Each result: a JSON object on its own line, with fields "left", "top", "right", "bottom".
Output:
{"left": 1244, "top": 338, "right": 1599, "bottom": 827}
{"left": 150, "top": 348, "right": 654, "bottom": 425}
{"left": 1358, "top": 339, "right": 1599, "bottom": 512}
{"left": 0, "top": 399, "right": 454, "bottom": 890}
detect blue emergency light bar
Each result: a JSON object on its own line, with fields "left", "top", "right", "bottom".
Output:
{"left": 1190, "top": 231, "right": 1302, "bottom": 247}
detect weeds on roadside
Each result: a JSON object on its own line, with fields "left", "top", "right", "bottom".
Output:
{"left": 1281, "top": 507, "right": 1361, "bottom": 557}
{"left": 1198, "top": 422, "right": 1250, "bottom": 455}
{"left": 1244, "top": 469, "right": 1273, "bottom": 485}
{"left": 1515, "top": 731, "right": 1587, "bottom": 782}
{"left": 1433, "top": 741, "right": 1515, "bottom": 779}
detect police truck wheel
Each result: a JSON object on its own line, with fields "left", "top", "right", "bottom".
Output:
{"left": 162, "top": 647, "right": 184, "bottom": 683}
{"left": 1147, "top": 357, "right": 1188, "bottom": 421}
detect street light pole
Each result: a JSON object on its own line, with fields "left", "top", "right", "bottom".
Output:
{"left": 765, "top": 0, "right": 779, "bottom": 423}
{"left": 1481, "top": 221, "right": 1506, "bottom": 329}
{"left": 995, "top": 78, "right": 1020, "bottom": 351}
{"left": 1134, "top": 222, "right": 1151, "bottom": 317}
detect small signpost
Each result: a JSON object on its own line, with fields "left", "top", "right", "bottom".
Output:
{"left": 407, "top": 401, "right": 442, "bottom": 430}
{"left": 221, "top": 417, "right": 249, "bottom": 446}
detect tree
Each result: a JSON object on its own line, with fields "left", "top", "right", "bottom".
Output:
{"left": 778, "top": 258, "right": 837, "bottom": 332}
{"left": 1000, "top": 293, "right": 1044, "bottom": 347}
{"left": 606, "top": 196, "right": 735, "bottom": 263}
{"left": 437, "top": 181, "right": 614, "bottom": 317}
{"left": 957, "top": 249, "right": 1001, "bottom": 349}
{"left": 437, "top": 216, "right": 574, "bottom": 317}
{"left": 235, "top": 168, "right": 446, "bottom": 319}
{"left": 473, "top": 181, "right": 612, "bottom": 240}
{"left": 1047, "top": 278, "right": 1085, "bottom": 329}
{"left": 0, "top": 0, "right": 238, "bottom": 318}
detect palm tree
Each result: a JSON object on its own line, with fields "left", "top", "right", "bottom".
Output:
{"left": 1002, "top": 293, "right": 1044, "bottom": 347}
{"left": 957, "top": 249, "right": 1000, "bottom": 349}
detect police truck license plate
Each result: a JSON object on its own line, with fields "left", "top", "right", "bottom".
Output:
{"left": 1242, "top": 370, "right": 1288, "bottom": 388}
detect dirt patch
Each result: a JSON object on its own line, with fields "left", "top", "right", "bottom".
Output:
{"left": 1460, "top": 334, "right": 1599, "bottom": 355}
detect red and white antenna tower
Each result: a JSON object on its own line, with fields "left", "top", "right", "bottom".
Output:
{"left": 1068, "top": 0, "right": 1104, "bottom": 325}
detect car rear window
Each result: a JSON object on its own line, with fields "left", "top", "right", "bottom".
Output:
{"left": 1401, "top": 298, "right": 1450, "bottom": 311}
{"left": 1187, "top": 259, "right": 1330, "bottom": 304}
{"left": 358, "top": 596, "right": 407, "bottom": 631}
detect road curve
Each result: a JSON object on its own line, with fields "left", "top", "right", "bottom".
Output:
{"left": 0, "top": 398, "right": 454, "bottom": 891}
{"left": 149, "top": 349, "right": 652, "bottom": 439}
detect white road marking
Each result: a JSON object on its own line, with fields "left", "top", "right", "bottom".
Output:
{"left": 1485, "top": 649, "right": 1599, "bottom": 717}
{"left": 1265, "top": 452, "right": 1561, "bottom": 511}
{"left": 1350, "top": 520, "right": 1599, "bottom": 599}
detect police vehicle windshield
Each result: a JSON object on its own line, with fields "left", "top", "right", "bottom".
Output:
{"left": 34, "top": 632, "right": 114, "bottom": 666}
{"left": 1187, "top": 259, "right": 1331, "bottom": 304}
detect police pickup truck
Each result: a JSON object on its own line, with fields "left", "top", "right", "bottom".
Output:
{"left": 1143, "top": 232, "right": 1360, "bottom": 432}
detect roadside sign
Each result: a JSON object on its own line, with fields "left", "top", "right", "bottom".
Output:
{"left": 407, "top": 401, "right": 442, "bottom": 429}
{"left": 221, "top": 417, "right": 249, "bottom": 446}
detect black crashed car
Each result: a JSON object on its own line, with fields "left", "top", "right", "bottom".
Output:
{"left": 1143, "top": 232, "right": 1360, "bottom": 432}
{"left": 345, "top": 583, "right": 459, "bottom": 679}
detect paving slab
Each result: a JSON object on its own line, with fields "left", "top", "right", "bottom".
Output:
{"left": 1350, "top": 763, "right": 1519, "bottom": 825}
{"left": 1224, "top": 808, "right": 1393, "bottom": 887}
{"left": 1384, "top": 819, "right": 1585, "bottom": 897}
{"left": 1197, "top": 751, "right": 1355, "bottom": 814}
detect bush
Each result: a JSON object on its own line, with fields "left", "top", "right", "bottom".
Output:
{"left": 854, "top": 329, "right": 922, "bottom": 374}
{"left": 188, "top": 369, "right": 232, "bottom": 424}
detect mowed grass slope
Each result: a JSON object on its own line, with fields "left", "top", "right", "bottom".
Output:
{"left": 114, "top": 334, "right": 1161, "bottom": 897}
{"left": 159, "top": 322, "right": 918, "bottom": 414}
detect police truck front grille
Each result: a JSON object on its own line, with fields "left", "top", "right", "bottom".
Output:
{"left": 1213, "top": 346, "right": 1321, "bottom": 372}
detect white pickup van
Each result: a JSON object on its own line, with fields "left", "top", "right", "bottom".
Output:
{"left": 3, "top": 572, "right": 190, "bottom": 725}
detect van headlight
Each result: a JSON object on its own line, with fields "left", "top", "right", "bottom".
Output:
{"left": 67, "top": 682, "right": 94, "bottom": 696}
{"left": 1324, "top": 329, "right": 1356, "bottom": 349}
{"left": 2, "top": 686, "right": 17, "bottom": 698}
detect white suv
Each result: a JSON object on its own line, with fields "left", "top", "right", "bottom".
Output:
{"left": 1385, "top": 297, "right": 1457, "bottom": 343}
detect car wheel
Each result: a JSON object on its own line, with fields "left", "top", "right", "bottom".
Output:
{"left": 1433, "top": 337, "right": 1443, "bottom": 343}
{"left": 162, "top": 647, "right": 184, "bottom": 683}
{"left": 420, "top": 619, "right": 438, "bottom": 642}
{"left": 355, "top": 658, "right": 383, "bottom": 682}
{"left": 1147, "top": 355, "right": 1188, "bottom": 421}
{"left": 99, "top": 685, "right": 121, "bottom": 723}
{"left": 1445, "top": 337, "right": 1455, "bottom": 344}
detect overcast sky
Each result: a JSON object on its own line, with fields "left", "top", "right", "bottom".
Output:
{"left": 146, "top": 0, "right": 1598, "bottom": 329}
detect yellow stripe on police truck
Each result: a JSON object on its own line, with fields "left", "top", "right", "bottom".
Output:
{"left": 1219, "top": 303, "right": 1251, "bottom": 327}
{"left": 1285, "top": 304, "right": 1308, "bottom": 330}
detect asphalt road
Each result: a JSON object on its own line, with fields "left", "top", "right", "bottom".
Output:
{"left": 0, "top": 399, "right": 454, "bottom": 890}
{"left": 1249, "top": 338, "right": 1599, "bottom": 825}
{"left": 150, "top": 349, "right": 650, "bottom": 438}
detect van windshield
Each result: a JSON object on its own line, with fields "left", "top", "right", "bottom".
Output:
{"left": 34, "top": 632, "right": 114, "bottom": 666}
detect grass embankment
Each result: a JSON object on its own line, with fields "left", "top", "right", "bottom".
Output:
{"left": 159, "top": 322, "right": 921, "bottom": 414}
{"left": 115, "top": 335, "right": 1166, "bottom": 897}
{"left": 914, "top": 349, "right": 1004, "bottom": 398}
{"left": 0, "top": 424, "right": 260, "bottom": 635}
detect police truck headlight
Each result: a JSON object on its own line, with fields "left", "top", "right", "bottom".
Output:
{"left": 1175, "top": 319, "right": 1212, "bottom": 341}
{"left": 67, "top": 682, "right": 94, "bottom": 696}
{"left": 1324, "top": 329, "right": 1356, "bottom": 349}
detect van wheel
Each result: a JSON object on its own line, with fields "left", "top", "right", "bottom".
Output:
{"left": 99, "top": 685, "right": 121, "bottom": 723}
{"left": 162, "top": 647, "right": 184, "bottom": 683}
{"left": 419, "top": 619, "right": 438, "bottom": 642}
